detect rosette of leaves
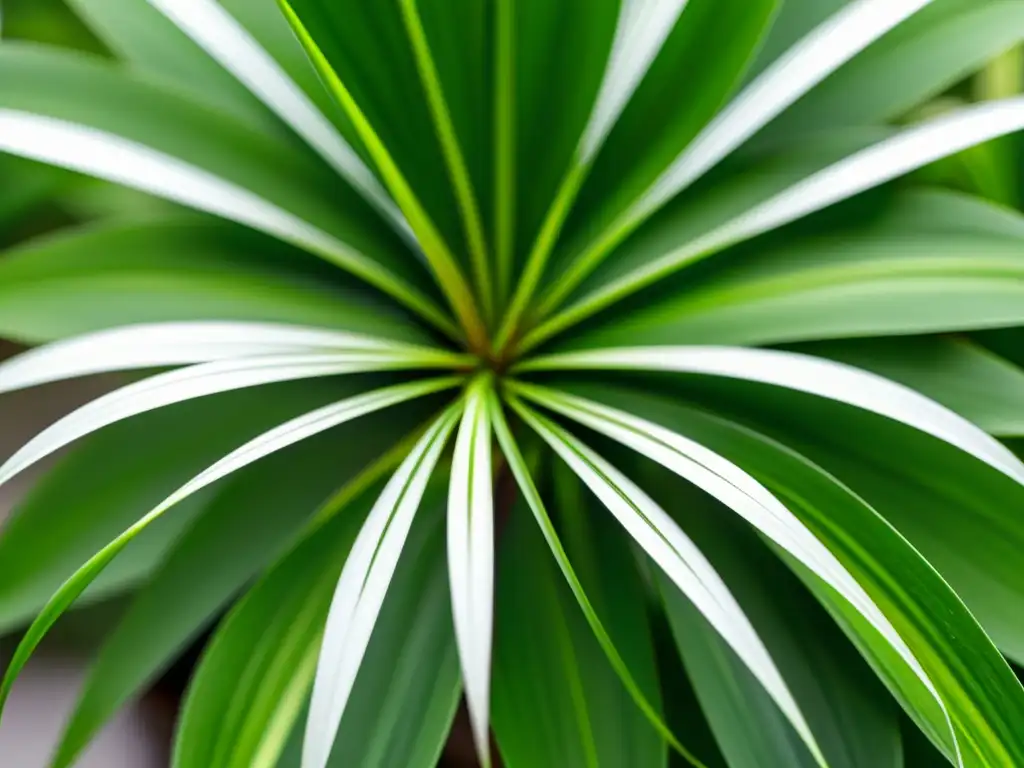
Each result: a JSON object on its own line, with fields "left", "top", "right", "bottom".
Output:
{"left": 5, "top": 1, "right": 1024, "bottom": 767}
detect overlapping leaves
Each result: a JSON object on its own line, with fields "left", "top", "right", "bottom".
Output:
{"left": 3, "top": 2, "right": 1024, "bottom": 767}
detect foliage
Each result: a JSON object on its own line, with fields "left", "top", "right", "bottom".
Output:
{"left": 3, "top": 1, "right": 1024, "bottom": 767}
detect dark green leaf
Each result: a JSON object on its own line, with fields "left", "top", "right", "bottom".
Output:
{"left": 649, "top": 481, "right": 900, "bottom": 768}
{"left": 561, "top": 0, "right": 777, "bottom": 264}
{"left": 571, "top": 385, "right": 1024, "bottom": 764}
{"left": 52, "top": 404, "right": 417, "bottom": 768}
{"left": 492, "top": 479, "right": 665, "bottom": 768}
{"left": 173, "top": 477, "right": 459, "bottom": 768}
{"left": 0, "top": 382, "right": 342, "bottom": 636}
{"left": 0, "top": 217, "right": 427, "bottom": 344}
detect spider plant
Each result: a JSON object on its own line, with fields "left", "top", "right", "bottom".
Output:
{"left": 5, "top": 1, "right": 1024, "bottom": 766}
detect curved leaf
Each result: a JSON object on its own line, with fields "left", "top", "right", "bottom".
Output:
{"left": 795, "top": 337, "right": 1024, "bottom": 438}
{"left": 303, "top": 405, "right": 461, "bottom": 768}
{"left": 0, "top": 45, "right": 453, "bottom": 334}
{"left": 558, "top": 0, "right": 777, "bottom": 289}
{"left": 492, "top": 489, "right": 666, "bottom": 768}
{"left": 519, "top": 345, "right": 1024, "bottom": 484}
{"left": 0, "top": 378, "right": 460, "bottom": 713}
{"left": 531, "top": 0, "right": 930, "bottom": 317}
{"left": 143, "top": 0, "right": 406, "bottom": 232}
{"left": 63, "top": 0, "right": 268, "bottom": 124}
{"left": 174, "top": 455, "right": 460, "bottom": 768}
{"left": 632, "top": 0, "right": 930, "bottom": 219}
{"left": 489, "top": 393, "right": 685, "bottom": 759}
{"left": 0, "top": 320, "right": 452, "bottom": 396}
{"left": 526, "top": 97, "right": 1024, "bottom": 349}
{"left": 0, "top": 219, "right": 429, "bottom": 344}
{"left": 0, "top": 384, "right": 332, "bottom": 635}
{"left": 767, "top": 1, "right": 1024, "bottom": 136}
{"left": 649, "top": 482, "right": 900, "bottom": 768}
{"left": 0, "top": 354, "right": 456, "bottom": 487}
{"left": 52, "top": 406, "right": 416, "bottom": 768}
{"left": 573, "top": 386, "right": 1024, "bottom": 764}
{"left": 510, "top": 400, "right": 825, "bottom": 766}
{"left": 576, "top": 233, "right": 1024, "bottom": 347}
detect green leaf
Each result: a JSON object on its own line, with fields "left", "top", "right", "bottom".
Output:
{"left": 649, "top": 481, "right": 900, "bottom": 768}
{"left": 215, "top": 0, "right": 360, "bottom": 136}
{"left": 489, "top": 392, "right": 685, "bottom": 761}
{"left": 140, "top": 0, "right": 406, "bottom": 231}
{"left": 51, "top": 404, "right": 417, "bottom": 768}
{"left": 277, "top": 1, "right": 486, "bottom": 349}
{"left": 766, "top": 0, "right": 1024, "bottom": 137}
{"left": 282, "top": 0, "right": 469, "bottom": 260}
{"left": 526, "top": 0, "right": 931, "bottom": 324}
{"left": 0, "top": 155, "right": 66, "bottom": 230}
{"left": 746, "top": 0, "right": 846, "bottom": 77}
{"left": 519, "top": 130, "right": 890, "bottom": 350}
{"left": 766, "top": 406, "right": 1024, "bottom": 669}
{"left": 519, "top": 345, "right": 1024, "bottom": 485}
{"left": 304, "top": 405, "right": 461, "bottom": 768}
{"left": 513, "top": 381, "right": 949, "bottom": 763}
{"left": 400, "top": 0, "right": 493, "bottom": 316}
{"left": 0, "top": 218, "right": 429, "bottom": 344}
{"left": 174, "top": 466, "right": 460, "bottom": 768}
{"left": 524, "top": 97, "right": 1024, "bottom": 351}
{"left": 0, "top": 383, "right": 337, "bottom": 635}
{"left": 794, "top": 336, "right": 1024, "bottom": 438}
{"left": 0, "top": 379, "right": 459, "bottom": 713}
{"left": 489, "top": 0, "right": 619, "bottom": 344}
{"left": 574, "top": 385, "right": 1024, "bottom": 764}
{"left": 492, "top": 487, "right": 665, "bottom": 768}
{"left": 0, "top": 354, "right": 460, "bottom": 488}
{"left": 870, "top": 187, "right": 1024, "bottom": 240}
{"left": 552, "top": 0, "right": 777, "bottom": 308}
{"left": 63, "top": 0, "right": 268, "bottom": 124}
{"left": 574, "top": 231, "right": 1024, "bottom": 348}
{"left": 0, "top": 44, "right": 455, "bottom": 335}
{"left": 510, "top": 399, "right": 825, "bottom": 766}
{"left": 443, "top": 378, "right": 495, "bottom": 766}
{"left": 507, "top": 0, "right": 618, "bottom": 264}
{"left": 318, "top": 493, "right": 459, "bottom": 768}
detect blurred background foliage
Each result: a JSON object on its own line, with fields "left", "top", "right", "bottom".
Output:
{"left": 1, "top": 0, "right": 180, "bottom": 250}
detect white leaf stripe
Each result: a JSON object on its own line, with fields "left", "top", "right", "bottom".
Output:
{"left": 513, "top": 382, "right": 959, "bottom": 761}
{"left": 634, "top": 0, "right": 932, "bottom": 219}
{"left": 581, "top": 0, "right": 691, "bottom": 162}
{"left": 145, "top": 0, "right": 410, "bottom": 238}
{"left": 0, "top": 110, "right": 450, "bottom": 332}
{"left": 525, "top": 96, "right": 1024, "bottom": 351}
{"left": 674, "top": 98, "right": 1024, "bottom": 270}
{"left": 447, "top": 379, "right": 495, "bottom": 767}
{"left": 488, "top": 390, "right": 702, "bottom": 764}
{"left": 302, "top": 405, "right": 461, "bottom": 768}
{"left": 510, "top": 399, "right": 826, "bottom": 767}
{"left": 518, "top": 346, "right": 1024, "bottom": 487}
{"left": 0, "top": 321, "right": 467, "bottom": 395}
{"left": 0, "top": 352, "right": 456, "bottom": 489}
{"left": 0, "top": 379, "right": 459, "bottom": 716}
